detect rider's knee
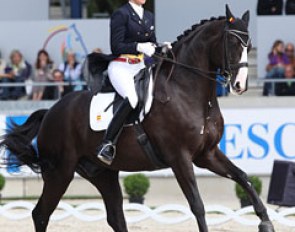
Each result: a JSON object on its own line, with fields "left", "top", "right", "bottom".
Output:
{"left": 127, "top": 95, "right": 138, "bottom": 109}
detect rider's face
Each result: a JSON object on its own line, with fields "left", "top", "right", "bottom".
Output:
{"left": 130, "top": 0, "right": 146, "bottom": 6}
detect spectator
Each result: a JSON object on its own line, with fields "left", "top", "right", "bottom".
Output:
{"left": 285, "top": 43, "right": 295, "bottom": 68}
{"left": 32, "top": 49, "right": 54, "bottom": 100}
{"left": 275, "top": 64, "right": 295, "bottom": 96}
{"left": 53, "top": 69, "right": 65, "bottom": 99}
{"left": 0, "top": 51, "right": 7, "bottom": 97}
{"left": 92, "top": 48, "right": 103, "bottom": 53}
{"left": 58, "top": 51, "right": 82, "bottom": 95}
{"left": 257, "top": 0, "right": 283, "bottom": 15}
{"left": 266, "top": 40, "right": 289, "bottom": 78}
{"left": 286, "top": 0, "right": 295, "bottom": 15}
{"left": 0, "top": 50, "right": 32, "bottom": 100}
{"left": 263, "top": 40, "right": 290, "bottom": 96}
{"left": 0, "top": 50, "right": 6, "bottom": 74}
{"left": 216, "top": 70, "right": 229, "bottom": 97}
{"left": 216, "top": 82, "right": 229, "bottom": 97}
{"left": 43, "top": 69, "right": 65, "bottom": 100}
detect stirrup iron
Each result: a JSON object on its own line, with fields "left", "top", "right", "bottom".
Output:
{"left": 97, "top": 143, "right": 116, "bottom": 165}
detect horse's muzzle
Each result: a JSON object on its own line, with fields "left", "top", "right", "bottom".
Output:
{"left": 231, "top": 81, "right": 247, "bottom": 95}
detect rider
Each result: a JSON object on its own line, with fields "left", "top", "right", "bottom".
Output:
{"left": 97, "top": 0, "right": 157, "bottom": 165}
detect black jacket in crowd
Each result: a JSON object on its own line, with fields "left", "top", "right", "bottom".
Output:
{"left": 275, "top": 80, "right": 295, "bottom": 96}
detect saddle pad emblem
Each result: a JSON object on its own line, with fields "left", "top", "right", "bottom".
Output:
{"left": 96, "top": 115, "right": 102, "bottom": 121}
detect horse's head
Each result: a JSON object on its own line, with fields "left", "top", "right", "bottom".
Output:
{"left": 170, "top": 5, "right": 251, "bottom": 96}
{"left": 223, "top": 5, "right": 251, "bottom": 95}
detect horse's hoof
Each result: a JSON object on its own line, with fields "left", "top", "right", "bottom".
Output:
{"left": 258, "top": 221, "right": 275, "bottom": 232}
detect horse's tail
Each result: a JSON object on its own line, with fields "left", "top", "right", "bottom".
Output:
{"left": 0, "top": 109, "right": 48, "bottom": 172}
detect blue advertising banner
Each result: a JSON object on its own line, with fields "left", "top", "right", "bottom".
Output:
{"left": 5, "top": 116, "right": 28, "bottom": 173}
{"left": 1, "top": 108, "right": 295, "bottom": 176}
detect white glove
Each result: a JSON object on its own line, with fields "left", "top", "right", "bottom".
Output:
{"left": 136, "top": 42, "right": 156, "bottom": 57}
{"left": 162, "top": 41, "right": 172, "bottom": 49}
{"left": 160, "top": 41, "right": 172, "bottom": 53}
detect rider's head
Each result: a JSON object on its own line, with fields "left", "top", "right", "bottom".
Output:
{"left": 129, "top": 0, "right": 146, "bottom": 6}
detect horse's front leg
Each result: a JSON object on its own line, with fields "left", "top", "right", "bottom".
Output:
{"left": 170, "top": 152, "right": 208, "bottom": 232}
{"left": 78, "top": 169, "right": 128, "bottom": 232}
{"left": 194, "top": 148, "right": 275, "bottom": 232}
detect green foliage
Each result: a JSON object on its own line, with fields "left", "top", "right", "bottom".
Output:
{"left": 235, "top": 176, "right": 262, "bottom": 200}
{"left": 0, "top": 174, "right": 5, "bottom": 191}
{"left": 86, "top": 0, "right": 123, "bottom": 17}
{"left": 123, "top": 174, "right": 150, "bottom": 198}
{"left": 86, "top": 0, "right": 155, "bottom": 18}
{"left": 86, "top": 0, "right": 99, "bottom": 18}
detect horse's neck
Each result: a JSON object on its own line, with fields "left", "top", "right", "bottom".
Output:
{"left": 171, "top": 25, "right": 223, "bottom": 104}
{"left": 154, "top": 58, "right": 217, "bottom": 115}
{"left": 155, "top": 21, "right": 224, "bottom": 111}
{"left": 172, "top": 48, "right": 214, "bottom": 98}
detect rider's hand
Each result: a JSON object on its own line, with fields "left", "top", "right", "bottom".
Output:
{"left": 160, "top": 41, "right": 172, "bottom": 54}
{"left": 163, "top": 42, "right": 172, "bottom": 49}
{"left": 136, "top": 42, "right": 156, "bottom": 57}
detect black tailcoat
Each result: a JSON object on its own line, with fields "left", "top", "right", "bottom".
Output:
{"left": 110, "top": 3, "right": 157, "bottom": 55}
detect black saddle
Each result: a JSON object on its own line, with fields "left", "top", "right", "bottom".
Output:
{"left": 83, "top": 52, "right": 153, "bottom": 123}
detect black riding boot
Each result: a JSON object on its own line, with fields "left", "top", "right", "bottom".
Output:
{"left": 97, "top": 98, "right": 133, "bottom": 165}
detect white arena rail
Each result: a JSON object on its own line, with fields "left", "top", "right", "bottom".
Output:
{"left": 0, "top": 201, "right": 295, "bottom": 227}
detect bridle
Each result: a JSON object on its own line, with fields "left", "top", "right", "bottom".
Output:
{"left": 222, "top": 24, "right": 251, "bottom": 80}
{"left": 153, "top": 21, "right": 251, "bottom": 86}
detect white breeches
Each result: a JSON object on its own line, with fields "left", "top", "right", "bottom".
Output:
{"left": 108, "top": 60, "right": 145, "bottom": 109}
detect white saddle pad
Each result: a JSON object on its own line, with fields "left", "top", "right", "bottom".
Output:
{"left": 89, "top": 84, "right": 153, "bottom": 131}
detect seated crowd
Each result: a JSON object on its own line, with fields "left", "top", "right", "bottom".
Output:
{"left": 2, "top": 43, "right": 295, "bottom": 100}
{"left": 0, "top": 49, "right": 84, "bottom": 100}
{"left": 263, "top": 40, "right": 295, "bottom": 96}
{"left": 0, "top": 47, "right": 230, "bottom": 99}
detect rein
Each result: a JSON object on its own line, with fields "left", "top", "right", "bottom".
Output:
{"left": 153, "top": 53, "right": 229, "bottom": 86}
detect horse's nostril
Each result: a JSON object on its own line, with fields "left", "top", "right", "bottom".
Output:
{"left": 235, "top": 82, "right": 241, "bottom": 90}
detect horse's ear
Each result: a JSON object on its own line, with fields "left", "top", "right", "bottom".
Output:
{"left": 242, "top": 10, "right": 250, "bottom": 27}
{"left": 225, "top": 4, "right": 235, "bottom": 23}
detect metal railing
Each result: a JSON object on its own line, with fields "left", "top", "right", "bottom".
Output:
{"left": 0, "top": 79, "right": 294, "bottom": 98}
{"left": 0, "top": 81, "right": 88, "bottom": 100}
{"left": 0, "top": 81, "right": 87, "bottom": 87}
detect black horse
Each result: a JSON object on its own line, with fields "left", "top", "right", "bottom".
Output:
{"left": 0, "top": 5, "right": 275, "bottom": 232}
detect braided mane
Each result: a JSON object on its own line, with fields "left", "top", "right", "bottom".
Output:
{"left": 172, "top": 16, "right": 226, "bottom": 47}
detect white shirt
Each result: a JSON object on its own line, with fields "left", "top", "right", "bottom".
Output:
{"left": 0, "top": 59, "right": 6, "bottom": 75}
{"left": 129, "top": 1, "right": 144, "bottom": 19}
{"left": 58, "top": 62, "right": 83, "bottom": 91}
{"left": 58, "top": 62, "right": 82, "bottom": 82}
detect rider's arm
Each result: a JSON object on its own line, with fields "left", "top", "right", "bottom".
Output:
{"left": 149, "top": 11, "right": 157, "bottom": 44}
{"left": 110, "top": 11, "right": 138, "bottom": 55}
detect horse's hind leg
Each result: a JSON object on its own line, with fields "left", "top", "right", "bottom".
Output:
{"left": 32, "top": 164, "right": 75, "bottom": 232}
{"left": 78, "top": 169, "right": 127, "bottom": 232}
{"left": 194, "top": 148, "right": 275, "bottom": 232}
